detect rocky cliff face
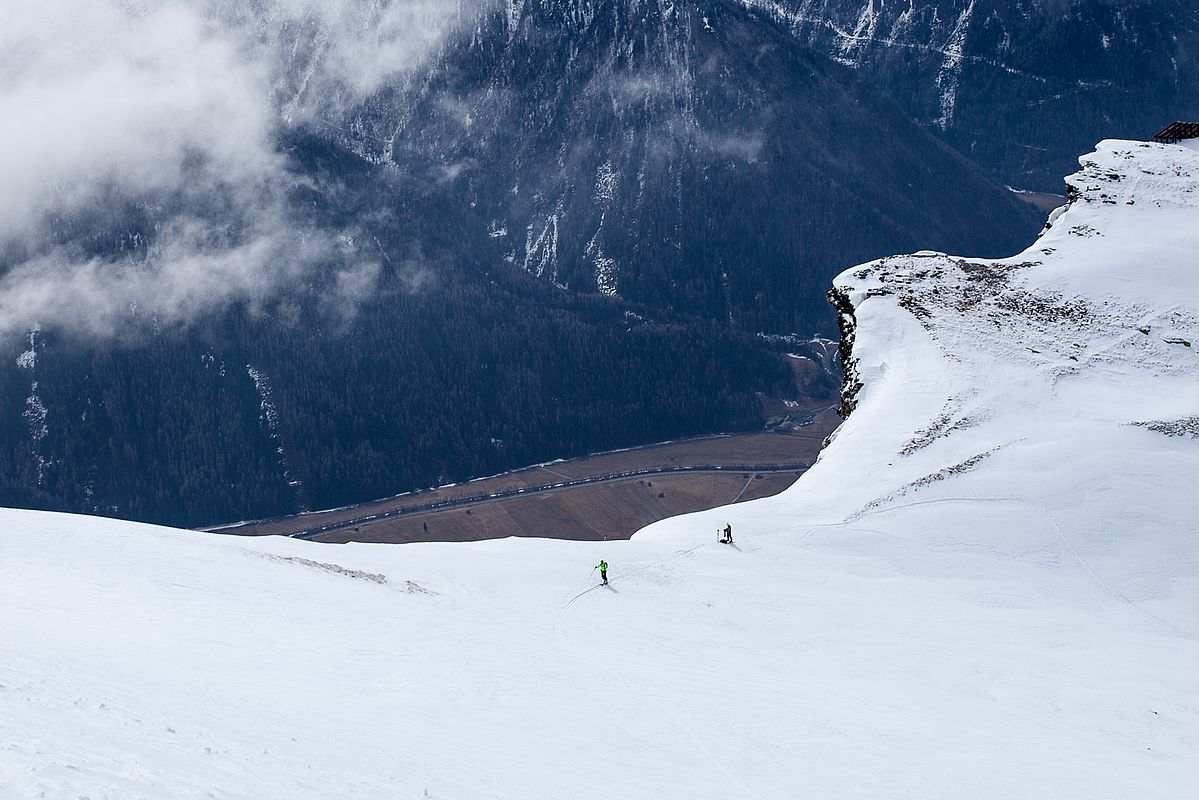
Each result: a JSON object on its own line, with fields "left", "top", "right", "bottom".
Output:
{"left": 748, "top": 0, "right": 1199, "bottom": 192}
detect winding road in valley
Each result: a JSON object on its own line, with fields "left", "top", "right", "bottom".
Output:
{"left": 287, "top": 463, "right": 815, "bottom": 540}
{"left": 214, "top": 409, "right": 840, "bottom": 544}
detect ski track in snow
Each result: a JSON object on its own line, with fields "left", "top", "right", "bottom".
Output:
{"left": 553, "top": 544, "right": 766, "bottom": 800}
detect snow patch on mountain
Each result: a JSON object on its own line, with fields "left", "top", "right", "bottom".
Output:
{"left": 933, "top": 0, "right": 975, "bottom": 128}
{"left": 16, "top": 326, "right": 48, "bottom": 485}
{"left": 841, "top": 0, "right": 883, "bottom": 64}
{"left": 523, "top": 211, "right": 561, "bottom": 282}
{"left": 247, "top": 364, "right": 304, "bottom": 500}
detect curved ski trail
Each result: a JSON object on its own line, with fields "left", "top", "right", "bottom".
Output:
{"left": 552, "top": 541, "right": 769, "bottom": 800}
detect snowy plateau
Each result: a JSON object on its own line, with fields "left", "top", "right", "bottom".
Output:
{"left": 2, "top": 139, "right": 1198, "bottom": 799}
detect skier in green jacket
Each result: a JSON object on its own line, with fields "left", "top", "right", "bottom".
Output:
{"left": 595, "top": 559, "right": 608, "bottom": 585}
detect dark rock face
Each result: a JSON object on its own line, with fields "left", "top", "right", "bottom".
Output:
{"left": 827, "top": 285, "right": 860, "bottom": 420}
{"left": 752, "top": 0, "right": 1199, "bottom": 191}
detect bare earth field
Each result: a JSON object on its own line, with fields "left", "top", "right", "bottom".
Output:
{"left": 216, "top": 408, "right": 839, "bottom": 544}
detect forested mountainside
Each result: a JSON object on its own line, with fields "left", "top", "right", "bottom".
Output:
{"left": 0, "top": 134, "right": 804, "bottom": 526}
{"left": 0, "top": 0, "right": 1040, "bottom": 526}
{"left": 325, "top": 0, "right": 1041, "bottom": 332}
{"left": 750, "top": 0, "right": 1199, "bottom": 191}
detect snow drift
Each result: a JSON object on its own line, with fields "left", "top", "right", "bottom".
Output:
{"left": 2, "top": 140, "right": 1197, "bottom": 799}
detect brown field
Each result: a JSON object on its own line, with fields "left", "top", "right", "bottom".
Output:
{"left": 216, "top": 406, "right": 839, "bottom": 544}
{"left": 316, "top": 470, "right": 801, "bottom": 544}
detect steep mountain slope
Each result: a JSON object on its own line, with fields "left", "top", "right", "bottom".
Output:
{"left": 750, "top": 0, "right": 1199, "bottom": 191}
{"left": 332, "top": 0, "right": 1042, "bottom": 332}
{"left": 3, "top": 138, "right": 1196, "bottom": 799}
{"left": 0, "top": 0, "right": 1042, "bottom": 527}
{"left": 0, "top": 151, "right": 800, "bottom": 526}
{"left": 0, "top": 307, "right": 814, "bottom": 529}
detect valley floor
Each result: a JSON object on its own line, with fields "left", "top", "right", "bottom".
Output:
{"left": 218, "top": 416, "right": 837, "bottom": 544}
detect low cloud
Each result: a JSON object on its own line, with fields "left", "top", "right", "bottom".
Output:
{"left": 698, "top": 130, "right": 765, "bottom": 162}
{"left": 0, "top": 1, "right": 278, "bottom": 241}
{"left": 0, "top": 213, "right": 329, "bottom": 340}
{"left": 396, "top": 259, "right": 437, "bottom": 295}
{"left": 0, "top": 0, "right": 469, "bottom": 341}
{"left": 596, "top": 68, "right": 767, "bottom": 164}
{"left": 607, "top": 71, "right": 688, "bottom": 108}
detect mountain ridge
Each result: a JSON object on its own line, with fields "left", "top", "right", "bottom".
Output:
{"left": 743, "top": 0, "right": 1199, "bottom": 191}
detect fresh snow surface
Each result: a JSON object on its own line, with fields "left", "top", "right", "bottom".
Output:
{"left": 3, "top": 140, "right": 1197, "bottom": 799}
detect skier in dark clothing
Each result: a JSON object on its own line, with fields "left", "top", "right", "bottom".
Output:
{"left": 595, "top": 560, "right": 608, "bottom": 584}
{"left": 721, "top": 523, "right": 733, "bottom": 544}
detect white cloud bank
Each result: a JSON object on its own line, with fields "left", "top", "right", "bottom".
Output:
{"left": 0, "top": 0, "right": 468, "bottom": 340}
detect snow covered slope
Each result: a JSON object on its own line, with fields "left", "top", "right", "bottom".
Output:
{"left": 3, "top": 140, "right": 1197, "bottom": 799}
